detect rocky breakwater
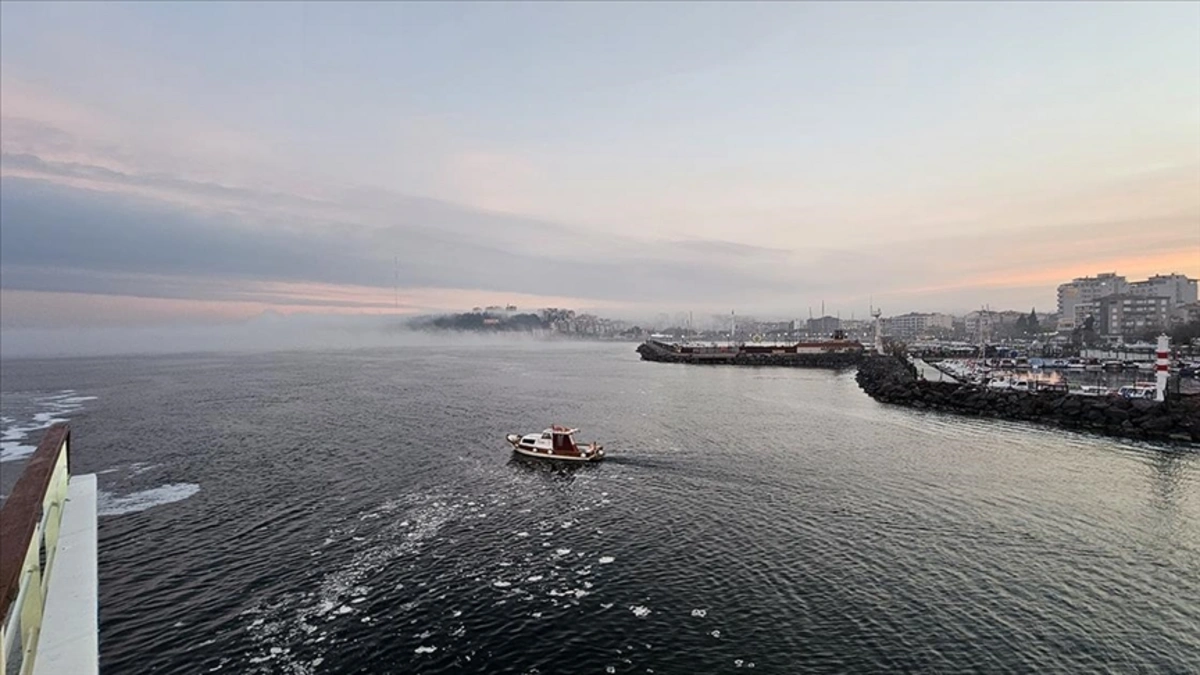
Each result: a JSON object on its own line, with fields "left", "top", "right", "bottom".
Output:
{"left": 636, "top": 340, "right": 862, "bottom": 369}
{"left": 856, "top": 355, "right": 1200, "bottom": 444}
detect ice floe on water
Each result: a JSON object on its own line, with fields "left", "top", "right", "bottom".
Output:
{"left": 231, "top": 477, "right": 623, "bottom": 672}
{"left": 98, "top": 483, "right": 201, "bottom": 516}
{"left": 0, "top": 390, "right": 96, "bottom": 462}
{"left": 240, "top": 491, "right": 461, "bottom": 671}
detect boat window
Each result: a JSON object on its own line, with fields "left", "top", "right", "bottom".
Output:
{"left": 541, "top": 433, "right": 550, "bottom": 439}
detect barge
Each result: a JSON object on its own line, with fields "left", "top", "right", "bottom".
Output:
{"left": 637, "top": 332, "right": 865, "bottom": 369}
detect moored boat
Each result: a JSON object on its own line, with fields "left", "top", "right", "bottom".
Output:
{"left": 506, "top": 425, "right": 605, "bottom": 462}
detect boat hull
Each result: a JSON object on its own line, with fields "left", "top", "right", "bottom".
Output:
{"left": 511, "top": 445, "right": 605, "bottom": 462}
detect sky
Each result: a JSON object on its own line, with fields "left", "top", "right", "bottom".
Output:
{"left": 1, "top": 1, "right": 1198, "bottom": 350}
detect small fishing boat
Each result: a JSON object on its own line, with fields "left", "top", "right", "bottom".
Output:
{"left": 506, "top": 426, "right": 605, "bottom": 462}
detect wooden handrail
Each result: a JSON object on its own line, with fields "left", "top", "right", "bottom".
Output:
{"left": 0, "top": 423, "right": 70, "bottom": 626}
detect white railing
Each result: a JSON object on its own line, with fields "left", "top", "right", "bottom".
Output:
{"left": 0, "top": 424, "right": 72, "bottom": 675}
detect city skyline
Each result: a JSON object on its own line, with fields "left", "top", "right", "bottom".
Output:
{"left": 1, "top": 2, "right": 1198, "bottom": 346}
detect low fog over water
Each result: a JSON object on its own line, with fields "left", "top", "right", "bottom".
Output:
{"left": 0, "top": 313, "right": 575, "bottom": 359}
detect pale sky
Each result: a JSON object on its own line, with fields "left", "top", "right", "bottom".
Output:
{"left": 1, "top": 1, "right": 1198, "bottom": 336}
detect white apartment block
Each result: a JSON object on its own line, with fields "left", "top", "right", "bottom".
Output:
{"left": 1129, "top": 274, "right": 1198, "bottom": 308}
{"left": 1056, "top": 272, "right": 1197, "bottom": 331}
{"left": 1056, "top": 273, "right": 1127, "bottom": 327}
{"left": 883, "top": 312, "right": 954, "bottom": 338}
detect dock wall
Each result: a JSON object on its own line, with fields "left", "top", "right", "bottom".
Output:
{"left": 856, "top": 356, "right": 1200, "bottom": 444}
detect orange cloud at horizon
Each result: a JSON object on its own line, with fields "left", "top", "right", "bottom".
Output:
{"left": 889, "top": 248, "right": 1200, "bottom": 299}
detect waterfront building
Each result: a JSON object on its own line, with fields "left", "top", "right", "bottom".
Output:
{"left": 1129, "top": 274, "right": 1198, "bottom": 308}
{"left": 1097, "top": 294, "right": 1172, "bottom": 340}
{"left": 1173, "top": 302, "right": 1200, "bottom": 326}
{"left": 1056, "top": 273, "right": 1128, "bottom": 329}
{"left": 883, "top": 312, "right": 954, "bottom": 339}
{"left": 1072, "top": 302, "right": 1099, "bottom": 330}
{"left": 806, "top": 315, "right": 842, "bottom": 336}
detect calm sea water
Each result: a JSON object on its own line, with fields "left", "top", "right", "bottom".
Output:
{"left": 2, "top": 342, "right": 1198, "bottom": 674}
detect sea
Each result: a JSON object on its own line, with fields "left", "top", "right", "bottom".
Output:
{"left": 1, "top": 341, "right": 1197, "bottom": 674}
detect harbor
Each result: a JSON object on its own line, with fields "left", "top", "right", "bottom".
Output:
{"left": 2, "top": 343, "right": 1199, "bottom": 674}
{"left": 855, "top": 338, "right": 1199, "bottom": 445}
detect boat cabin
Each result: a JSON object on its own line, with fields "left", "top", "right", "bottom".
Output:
{"left": 517, "top": 426, "right": 583, "bottom": 454}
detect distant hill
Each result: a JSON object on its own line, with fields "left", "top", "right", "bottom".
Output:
{"left": 407, "top": 311, "right": 548, "bottom": 332}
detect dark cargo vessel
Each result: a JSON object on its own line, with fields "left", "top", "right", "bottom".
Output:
{"left": 637, "top": 331, "right": 865, "bottom": 368}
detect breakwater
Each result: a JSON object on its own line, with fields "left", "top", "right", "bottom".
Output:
{"left": 856, "top": 355, "right": 1200, "bottom": 444}
{"left": 636, "top": 340, "right": 863, "bottom": 369}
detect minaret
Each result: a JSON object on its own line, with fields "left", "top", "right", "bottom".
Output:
{"left": 872, "top": 308, "right": 884, "bottom": 355}
{"left": 1155, "top": 334, "right": 1170, "bottom": 402}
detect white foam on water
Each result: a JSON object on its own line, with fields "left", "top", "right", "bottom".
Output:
{"left": 127, "top": 462, "right": 162, "bottom": 477}
{"left": 415, "top": 646, "right": 437, "bottom": 654}
{"left": 0, "top": 390, "right": 96, "bottom": 463}
{"left": 710, "top": 629, "right": 721, "bottom": 638}
{"left": 630, "top": 605, "right": 651, "bottom": 618}
{"left": 98, "top": 483, "right": 201, "bottom": 516}
{"left": 598, "top": 556, "right": 615, "bottom": 564}
{"left": 691, "top": 609, "right": 707, "bottom": 618}
{"left": 526, "top": 575, "right": 544, "bottom": 582}
{"left": 493, "top": 580, "right": 512, "bottom": 588}
{"left": 0, "top": 442, "right": 37, "bottom": 462}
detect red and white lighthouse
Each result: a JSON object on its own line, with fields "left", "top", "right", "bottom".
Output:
{"left": 1155, "top": 334, "right": 1169, "bottom": 402}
